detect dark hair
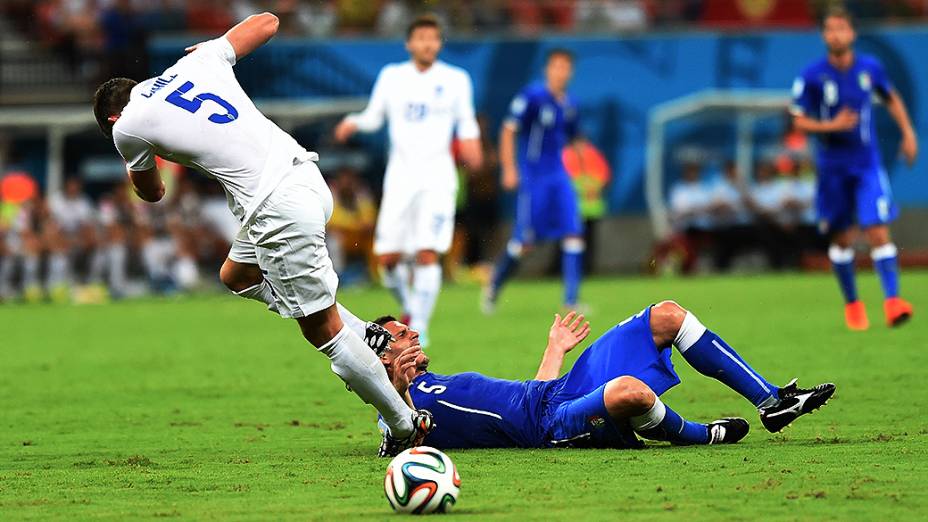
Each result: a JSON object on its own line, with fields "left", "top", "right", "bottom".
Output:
{"left": 373, "top": 315, "right": 397, "bottom": 327}
{"left": 546, "top": 48, "right": 575, "bottom": 64}
{"left": 406, "top": 14, "right": 441, "bottom": 40}
{"left": 93, "top": 77, "right": 137, "bottom": 138}
{"left": 822, "top": 6, "right": 854, "bottom": 28}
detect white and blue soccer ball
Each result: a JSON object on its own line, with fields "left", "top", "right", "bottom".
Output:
{"left": 384, "top": 446, "right": 460, "bottom": 514}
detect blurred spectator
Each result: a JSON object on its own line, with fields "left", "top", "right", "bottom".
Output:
{"left": 49, "top": 177, "right": 107, "bottom": 291}
{"left": 326, "top": 166, "right": 377, "bottom": 285}
{"left": 576, "top": 0, "right": 650, "bottom": 31}
{"left": 564, "top": 140, "right": 611, "bottom": 274}
{"left": 99, "top": 0, "right": 148, "bottom": 81}
{"left": 707, "top": 160, "right": 752, "bottom": 271}
{"left": 650, "top": 160, "right": 712, "bottom": 275}
{"left": 454, "top": 116, "right": 501, "bottom": 279}
{"left": 747, "top": 159, "right": 792, "bottom": 270}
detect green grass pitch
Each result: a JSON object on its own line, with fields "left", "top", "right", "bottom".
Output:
{"left": 2, "top": 272, "right": 927, "bottom": 520}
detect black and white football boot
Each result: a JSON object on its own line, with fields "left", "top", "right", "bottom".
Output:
{"left": 707, "top": 417, "right": 750, "bottom": 444}
{"left": 378, "top": 409, "right": 436, "bottom": 458}
{"left": 759, "top": 379, "right": 836, "bottom": 433}
{"left": 364, "top": 321, "right": 394, "bottom": 357}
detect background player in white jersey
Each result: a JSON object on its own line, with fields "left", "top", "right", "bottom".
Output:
{"left": 334, "top": 15, "right": 483, "bottom": 347}
{"left": 91, "top": 12, "right": 431, "bottom": 456}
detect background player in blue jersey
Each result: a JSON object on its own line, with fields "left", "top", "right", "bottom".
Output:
{"left": 375, "top": 303, "right": 835, "bottom": 450}
{"left": 791, "top": 8, "right": 918, "bottom": 331}
{"left": 483, "top": 49, "right": 585, "bottom": 314}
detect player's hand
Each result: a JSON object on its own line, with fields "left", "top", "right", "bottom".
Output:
{"left": 334, "top": 119, "right": 357, "bottom": 143}
{"left": 547, "top": 311, "right": 591, "bottom": 355}
{"left": 184, "top": 42, "right": 207, "bottom": 54}
{"left": 900, "top": 131, "right": 918, "bottom": 166}
{"left": 501, "top": 166, "right": 519, "bottom": 191}
{"left": 390, "top": 346, "right": 421, "bottom": 395}
{"left": 828, "top": 107, "right": 859, "bottom": 132}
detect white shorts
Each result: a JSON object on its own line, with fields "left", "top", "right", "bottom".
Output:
{"left": 373, "top": 187, "right": 456, "bottom": 255}
{"left": 229, "top": 162, "right": 338, "bottom": 319}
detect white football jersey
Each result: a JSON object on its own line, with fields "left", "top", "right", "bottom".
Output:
{"left": 346, "top": 60, "right": 479, "bottom": 190}
{"left": 112, "top": 37, "right": 315, "bottom": 222}
{"left": 48, "top": 194, "right": 96, "bottom": 231}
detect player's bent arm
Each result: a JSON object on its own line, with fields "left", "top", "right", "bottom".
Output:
{"left": 128, "top": 166, "right": 165, "bottom": 203}
{"left": 223, "top": 12, "right": 279, "bottom": 60}
{"left": 885, "top": 90, "right": 918, "bottom": 164}
{"left": 499, "top": 124, "right": 519, "bottom": 190}
{"left": 534, "top": 312, "right": 591, "bottom": 381}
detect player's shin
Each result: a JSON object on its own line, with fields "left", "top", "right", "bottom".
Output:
{"left": 317, "top": 326, "right": 415, "bottom": 437}
{"left": 673, "top": 311, "right": 778, "bottom": 408}
{"left": 561, "top": 238, "right": 584, "bottom": 306}
{"left": 381, "top": 261, "right": 411, "bottom": 313}
{"left": 871, "top": 243, "right": 900, "bottom": 298}
{"left": 490, "top": 240, "right": 522, "bottom": 297}
{"left": 630, "top": 397, "right": 709, "bottom": 445}
{"left": 233, "top": 280, "right": 279, "bottom": 314}
{"left": 410, "top": 263, "right": 441, "bottom": 342}
{"left": 828, "top": 244, "right": 858, "bottom": 303}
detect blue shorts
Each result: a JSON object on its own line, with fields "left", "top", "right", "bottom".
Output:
{"left": 513, "top": 171, "right": 582, "bottom": 244}
{"left": 816, "top": 158, "right": 897, "bottom": 234}
{"left": 540, "top": 306, "right": 681, "bottom": 448}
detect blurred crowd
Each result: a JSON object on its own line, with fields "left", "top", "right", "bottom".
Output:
{"left": 653, "top": 118, "right": 826, "bottom": 274}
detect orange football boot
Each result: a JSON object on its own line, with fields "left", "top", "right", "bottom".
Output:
{"left": 884, "top": 297, "right": 913, "bottom": 327}
{"left": 844, "top": 301, "right": 869, "bottom": 331}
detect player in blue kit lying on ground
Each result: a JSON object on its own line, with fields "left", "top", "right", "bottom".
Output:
{"left": 374, "top": 302, "right": 835, "bottom": 450}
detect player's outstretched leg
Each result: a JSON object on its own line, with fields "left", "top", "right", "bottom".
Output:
{"left": 561, "top": 236, "right": 584, "bottom": 307}
{"left": 380, "top": 254, "right": 412, "bottom": 320}
{"left": 829, "top": 242, "right": 868, "bottom": 330}
{"left": 653, "top": 301, "right": 836, "bottom": 432}
{"left": 483, "top": 239, "right": 522, "bottom": 314}
{"left": 866, "top": 227, "right": 913, "bottom": 327}
{"left": 606, "top": 376, "right": 748, "bottom": 445}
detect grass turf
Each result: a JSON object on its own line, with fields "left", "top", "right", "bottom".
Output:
{"left": 1, "top": 272, "right": 927, "bottom": 520}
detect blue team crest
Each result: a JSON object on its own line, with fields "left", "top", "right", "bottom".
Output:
{"left": 859, "top": 71, "right": 872, "bottom": 91}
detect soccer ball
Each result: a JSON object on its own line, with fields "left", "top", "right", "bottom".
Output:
{"left": 384, "top": 446, "right": 460, "bottom": 514}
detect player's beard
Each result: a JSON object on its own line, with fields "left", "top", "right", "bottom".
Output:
{"left": 827, "top": 42, "right": 851, "bottom": 58}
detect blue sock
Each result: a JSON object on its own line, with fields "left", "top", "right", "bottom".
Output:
{"left": 562, "top": 249, "right": 582, "bottom": 306}
{"left": 561, "top": 238, "right": 584, "bottom": 306}
{"left": 633, "top": 399, "right": 708, "bottom": 445}
{"left": 675, "top": 313, "right": 778, "bottom": 408}
{"left": 491, "top": 242, "right": 521, "bottom": 298}
{"left": 872, "top": 244, "right": 900, "bottom": 298}
{"left": 828, "top": 245, "right": 858, "bottom": 303}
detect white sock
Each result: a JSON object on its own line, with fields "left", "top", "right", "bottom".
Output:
{"left": 174, "top": 256, "right": 199, "bottom": 289}
{"left": 336, "top": 302, "right": 368, "bottom": 340}
{"left": 107, "top": 243, "right": 127, "bottom": 293}
{"left": 88, "top": 248, "right": 106, "bottom": 284}
{"left": 409, "top": 263, "right": 442, "bottom": 335}
{"left": 382, "top": 262, "right": 411, "bottom": 313}
{"left": 234, "top": 280, "right": 279, "bottom": 314}
{"left": 317, "top": 326, "right": 414, "bottom": 437}
{"left": 629, "top": 396, "right": 667, "bottom": 431}
{"left": 141, "top": 241, "right": 169, "bottom": 280}
{"left": 47, "top": 253, "right": 71, "bottom": 288}
{"left": 22, "top": 255, "right": 39, "bottom": 288}
{"left": 673, "top": 311, "right": 708, "bottom": 353}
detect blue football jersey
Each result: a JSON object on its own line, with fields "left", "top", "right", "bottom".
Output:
{"left": 791, "top": 54, "right": 893, "bottom": 163}
{"left": 505, "top": 81, "right": 579, "bottom": 177}
{"left": 406, "top": 371, "right": 554, "bottom": 448}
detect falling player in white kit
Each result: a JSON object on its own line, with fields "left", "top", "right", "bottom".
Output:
{"left": 91, "top": 12, "right": 432, "bottom": 457}
{"left": 334, "top": 15, "right": 482, "bottom": 346}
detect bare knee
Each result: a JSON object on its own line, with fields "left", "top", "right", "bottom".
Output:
{"left": 415, "top": 249, "right": 439, "bottom": 265}
{"left": 220, "top": 259, "right": 263, "bottom": 292}
{"left": 604, "top": 376, "right": 655, "bottom": 418}
{"left": 650, "top": 300, "right": 687, "bottom": 348}
{"left": 863, "top": 225, "right": 891, "bottom": 248}
{"left": 297, "top": 304, "right": 344, "bottom": 348}
{"left": 379, "top": 253, "right": 402, "bottom": 269}
{"left": 832, "top": 228, "right": 857, "bottom": 249}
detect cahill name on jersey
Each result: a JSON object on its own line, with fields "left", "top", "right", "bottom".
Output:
{"left": 791, "top": 54, "right": 892, "bottom": 164}
{"left": 112, "top": 37, "right": 314, "bottom": 223}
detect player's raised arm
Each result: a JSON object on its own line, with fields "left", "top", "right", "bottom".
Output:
{"left": 534, "top": 312, "right": 590, "bottom": 381}
{"left": 185, "top": 12, "right": 280, "bottom": 61}
{"left": 499, "top": 123, "right": 519, "bottom": 191}
{"left": 335, "top": 68, "right": 390, "bottom": 142}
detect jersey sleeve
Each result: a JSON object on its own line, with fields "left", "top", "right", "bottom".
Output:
{"left": 790, "top": 70, "right": 819, "bottom": 117}
{"left": 346, "top": 66, "right": 390, "bottom": 132}
{"left": 869, "top": 59, "right": 894, "bottom": 100}
{"left": 186, "top": 37, "right": 237, "bottom": 71}
{"left": 113, "top": 128, "right": 157, "bottom": 172}
{"left": 504, "top": 88, "right": 537, "bottom": 131}
{"left": 454, "top": 71, "right": 480, "bottom": 140}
